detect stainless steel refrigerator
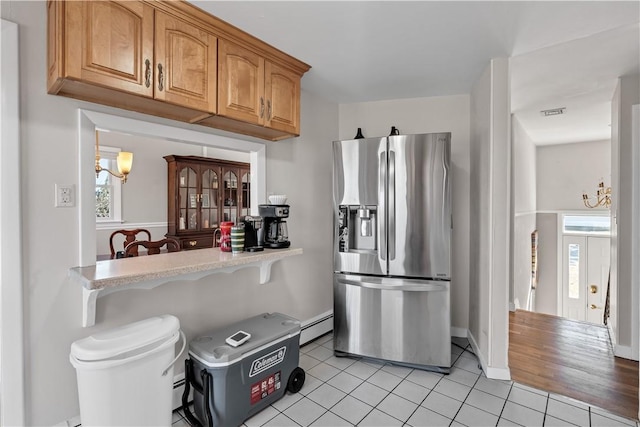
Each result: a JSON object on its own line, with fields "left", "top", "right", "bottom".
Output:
{"left": 333, "top": 132, "right": 451, "bottom": 373}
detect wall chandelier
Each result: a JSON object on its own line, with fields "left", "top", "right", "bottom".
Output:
{"left": 582, "top": 180, "right": 611, "bottom": 209}
{"left": 95, "top": 130, "right": 133, "bottom": 183}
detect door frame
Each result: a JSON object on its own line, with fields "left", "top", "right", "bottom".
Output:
{"left": 556, "top": 212, "right": 611, "bottom": 320}
{"left": 560, "top": 234, "right": 610, "bottom": 323}
{"left": 0, "top": 18, "right": 26, "bottom": 426}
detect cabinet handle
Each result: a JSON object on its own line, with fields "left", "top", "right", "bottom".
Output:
{"left": 144, "top": 59, "right": 151, "bottom": 88}
{"left": 260, "top": 97, "right": 264, "bottom": 118}
{"left": 267, "top": 99, "right": 272, "bottom": 121}
{"left": 189, "top": 240, "right": 197, "bottom": 247}
{"left": 590, "top": 304, "right": 598, "bottom": 309}
{"left": 157, "top": 63, "right": 164, "bottom": 91}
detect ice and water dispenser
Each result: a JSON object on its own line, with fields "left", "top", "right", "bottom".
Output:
{"left": 337, "top": 205, "right": 377, "bottom": 252}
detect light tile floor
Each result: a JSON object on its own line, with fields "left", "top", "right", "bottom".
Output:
{"left": 172, "top": 334, "right": 639, "bottom": 427}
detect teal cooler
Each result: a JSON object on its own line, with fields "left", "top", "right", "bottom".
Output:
{"left": 183, "top": 313, "right": 305, "bottom": 427}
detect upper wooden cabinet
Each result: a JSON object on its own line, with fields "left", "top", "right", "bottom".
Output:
{"left": 48, "top": 1, "right": 155, "bottom": 97}
{"left": 154, "top": 10, "right": 217, "bottom": 115}
{"left": 48, "top": 1, "right": 217, "bottom": 123}
{"left": 216, "top": 40, "right": 300, "bottom": 136}
{"left": 47, "top": 0, "right": 311, "bottom": 141}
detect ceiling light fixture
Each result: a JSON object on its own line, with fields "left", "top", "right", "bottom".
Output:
{"left": 95, "top": 130, "right": 133, "bottom": 184}
{"left": 582, "top": 180, "right": 611, "bottom": 209}
{"left": 540, "top": 107, "right": 566, "bottom": 117}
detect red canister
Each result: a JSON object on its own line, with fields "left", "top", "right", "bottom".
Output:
{"left": 216, "top": 221, "right": 234, "bottom": 252}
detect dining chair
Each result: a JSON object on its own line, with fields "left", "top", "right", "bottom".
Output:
{"left": 109, "top": 229, "right": 152, "bottom": 259}
{"left": 124, "top": 238, "right": 181, "bottom": 257}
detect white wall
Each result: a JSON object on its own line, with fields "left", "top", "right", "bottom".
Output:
{"left": 511, "top": 116, "right": 537, "bottom": 310}
{"left": 469, "top": 58, "right": 511, "bottom": 379}
{"left": 535, "top": 213, "right": 559, "bottom": 315}
{"left": 1, "top": 17, "right": 26, "bottom": 426}
{"left": 339, "top": 95, "right": 471, "bottom": 332}
{"left": 537, "top": 140, "right": 611, "bottom": 212}
{"left": 1, "top": 2, "right": 337, "bottom": 424}
{"left": 610, "top": 74, "right": 640, "bottom": 359}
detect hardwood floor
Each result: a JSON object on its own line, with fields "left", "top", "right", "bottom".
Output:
{"left": 509, "top": 309, "right": 639, "bottom": 421}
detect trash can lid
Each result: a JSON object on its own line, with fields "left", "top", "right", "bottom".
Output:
{"left": 71, "top": 315, "right": 180, "bottom": 362}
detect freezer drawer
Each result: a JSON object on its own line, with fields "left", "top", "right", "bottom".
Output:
{"left": 333, "top": 274, "right": 451, "bottom": 372}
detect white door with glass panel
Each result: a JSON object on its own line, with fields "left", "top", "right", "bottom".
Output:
{"left": 562, "top": 236, "right": 610, "bottom": 323}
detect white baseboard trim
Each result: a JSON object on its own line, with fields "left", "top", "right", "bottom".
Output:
{"left": 451, "top": 327, "right": 468, "bottom": 338}
{"left": 614, "top": 344, "right": 639, "bottom": 361}
{"left": 54, "top": 415, "right": 81, "bottom": 427}
{"left": 467, "top": 331, "right": 511, "bottom": 381}
{"left": 300, "top": 310, "right": 333, "bottom": 345}
{"left": 172, "top": 372, "right": 191, "bottom": 411}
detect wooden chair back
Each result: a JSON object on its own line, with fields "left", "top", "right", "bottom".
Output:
{"left": 124, "top": 238, "right": 181, "bottom": 257}
{"left": 109, "top": 229, "right": 152, "bottom": 258}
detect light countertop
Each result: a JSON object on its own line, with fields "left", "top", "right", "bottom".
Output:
{"left": 70, "top": 247, "right": 303, "bottom": 291}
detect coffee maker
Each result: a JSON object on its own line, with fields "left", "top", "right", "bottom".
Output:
{"left": 242, "top": 215, "right": 264, "bottom": 252}
{"left": 258, "top": 204, "right": 291, "bottom": 248}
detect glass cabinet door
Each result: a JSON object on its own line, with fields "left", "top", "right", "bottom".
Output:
{"left": 241, "top": 171, "right": 250, "bottom": 217}
{"left": 179, "top": 166, "right": 198, "bottom": 231}
{"left": 201, "top": 168, "right": 219, "bottom": 230}
{"left": 222, "top": 169, "right": 238, "bottom": 223}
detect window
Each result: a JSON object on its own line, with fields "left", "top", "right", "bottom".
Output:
{"left": 567, "top": 243, "right": 580, "bottom": 299}
{"left": 562, "top": 215, "right": 610, "bottom": 235}
{"left": 96, "top": 146, "right": 123, "bottom": 222}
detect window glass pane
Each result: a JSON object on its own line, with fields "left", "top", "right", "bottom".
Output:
{"left": 96, "top": 185, "right": 112, "bottom": 218}
{"left": 563, "top": 215, "right": 610, "bottom": 234}
{"left": 96, "top": 151, "right": 122, "bottom": 222}
{"left": 568, "top": 243, "right": 580, "bottom": 299}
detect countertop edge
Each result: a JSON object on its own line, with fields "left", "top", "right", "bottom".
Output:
{"left": 70, "top": 247, "right": 304, "bottom": 290}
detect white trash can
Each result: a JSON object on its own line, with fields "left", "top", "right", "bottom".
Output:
{"left": 70, "top": 315, "right": 185, "bottom": 427}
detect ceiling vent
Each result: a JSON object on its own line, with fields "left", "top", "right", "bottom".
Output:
{"left": 540, "top": 107, "right": 566, "bottom": 117}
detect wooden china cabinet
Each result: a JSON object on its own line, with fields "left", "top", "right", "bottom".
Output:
{"left": 165, "top": 155, "right": 250, "bottom": 250}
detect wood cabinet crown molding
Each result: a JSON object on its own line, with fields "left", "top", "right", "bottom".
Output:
{"left": 148, "top": 1, "right": 311, "bottom": 76}
{"left": 47, "top": 0, "right": 311, "bottom": 141}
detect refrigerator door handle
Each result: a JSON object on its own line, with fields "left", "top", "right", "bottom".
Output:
{"left": 379, "top": 151, "right": 387, "bottom": 261}
{"left": 388, "top": 150, "right": 396, "bottom": 260}
{"left": 339, "top": 278, "right": 447, "bottom": 292}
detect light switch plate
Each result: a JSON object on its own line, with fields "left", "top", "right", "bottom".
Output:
{"left": 55, "top": 184, "right": 75, "bottom": 207}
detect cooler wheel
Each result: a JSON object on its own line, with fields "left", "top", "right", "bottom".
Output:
{"left": 286, "top": 367, "right": 305, "bottom": 393}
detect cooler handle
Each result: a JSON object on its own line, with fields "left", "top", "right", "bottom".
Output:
{"left": 182, "top": 359, "right": 201, "bottom": 427}
{"left": 162, "top": 329, "right": 186, "bottom": 376}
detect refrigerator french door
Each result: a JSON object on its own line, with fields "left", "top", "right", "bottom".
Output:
{"left": 333, "top": 133, "right": 451, "bottom": 372}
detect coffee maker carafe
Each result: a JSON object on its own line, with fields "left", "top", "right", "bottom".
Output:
{"left": 259, "top": 204, "right": 291, "bottom": 248}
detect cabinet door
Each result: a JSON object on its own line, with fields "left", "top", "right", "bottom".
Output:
{"left": 218, "top": 40, "right": 265, "bottom": 125}
{"left": 221, "top": 168, "right": 240, "bottom": 223}
{"left": 200, "top": 167, "right": 220, "bottom": 230}
{"left": 65, "top": 1, "right": 154, "bottom": 97}
{"left": 265, "top": 61, "right": 301, "bottom": 135}
{"left": 178, "top": 165, "right": 199, "bottom": 232}
{"left": 154, "top": 11, "right": 217, "bottom": 115}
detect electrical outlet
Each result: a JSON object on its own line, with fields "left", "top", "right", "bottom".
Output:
{"left": 55, "top": 184, "right": 75, "bottom": 207}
